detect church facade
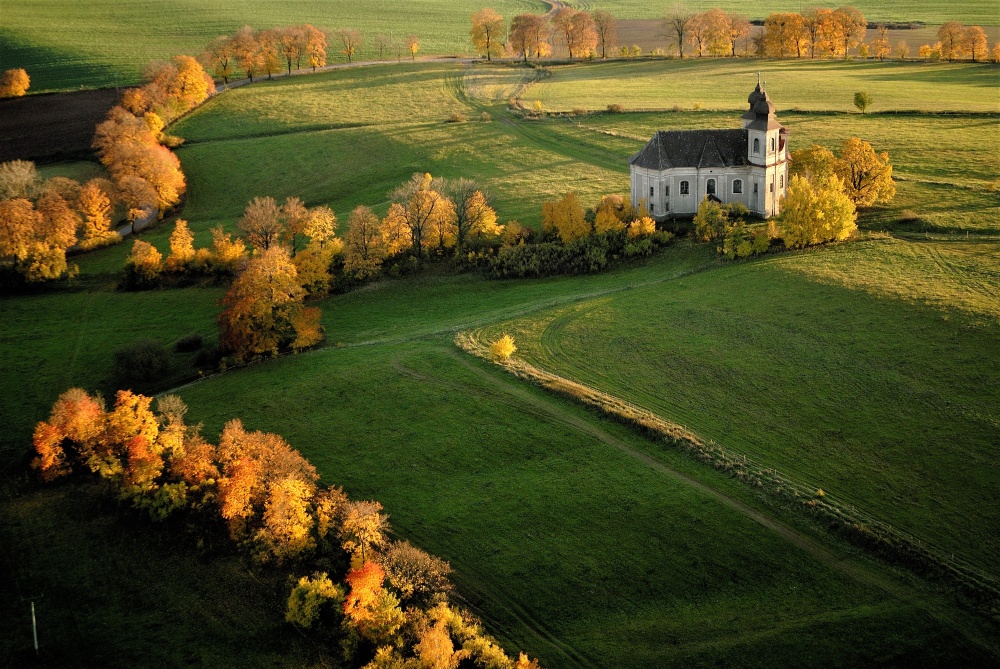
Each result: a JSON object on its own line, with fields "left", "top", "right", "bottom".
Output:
{"left": 629, "top": 82, "right": 790, "bottom": 219}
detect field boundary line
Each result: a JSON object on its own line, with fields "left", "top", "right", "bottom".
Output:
{"left": 454, "top": 331, "right": 1000, "bottom": 617}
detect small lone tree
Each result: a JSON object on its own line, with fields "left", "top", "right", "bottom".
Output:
{"left": 853, "top": 91, "right": 874, "bottom": 114}
{"left": 491, "top": 334, "right": 517, "bottom": 361}
{"left": 0, "top": 68, "right": 30, "bottom": 97}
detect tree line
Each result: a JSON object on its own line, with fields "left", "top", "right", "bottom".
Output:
{"left": 30, "top": 388, "right": 543, "bottom": 669}
{"left": 471, "top": 5, "right": 1000, "bottom": 62}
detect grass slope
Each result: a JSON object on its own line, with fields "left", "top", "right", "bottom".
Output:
{"left": 473, "top": 238, "right": 1000, "bottom": 574}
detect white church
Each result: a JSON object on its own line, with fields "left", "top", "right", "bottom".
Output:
{"left": 629, "top": 79, "right": 790, "bottom": 219}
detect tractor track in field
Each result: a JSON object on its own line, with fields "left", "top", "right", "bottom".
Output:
{"left": 393, "top": 346, "right": 1000, "bottom": 662}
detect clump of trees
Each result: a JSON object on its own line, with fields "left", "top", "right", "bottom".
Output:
{"left": 0, "top": 68, "right": 30, "bottom": 97}
{"left": 693, "top": 199, "right": 770, "bottom": 260}
{"left": 31, "top": 388, "right": 543, "bottom": 668}
{"left": 490, "top": 192, "right": 668, "bottom": 278}
{"left": 791, "top": 137, "right": 895, "bottom": 208}
{"left": 0, "top": 159, "right": 121, "bottom": 283}
{"left": 202, "top": 25, "right": 329, "bottom": 83}
{"left": 920, "top": 22, "right": 990, "bottom": 62}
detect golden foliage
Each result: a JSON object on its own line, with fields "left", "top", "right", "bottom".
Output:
{"left": 508, "top": 14, "right": 551, "bottom": 61}
{"left": 78, "top": 179, "right": 119, "bottom": 249}
{"left": 0, "top": 68, "right": 30, "bottom": 97}
{"left": 340, "top": 500, "right": 389, "bottom": 562}
{"left": 125, "top": 239, "right": 163, "bottom": 282}
{"left": 777, "top": 175, "right": 857, "bottom": 248}
{"left": 209, "top": 226, "right": 248, "bottom": 272}
{"left": 345, "top": 205, "right": 387, "bottom": 279}
{"left": 471, "top": 8, "right": 506, "bottom": 61}
{"left": 344, "top": 562, "right": 405, "bottom": 643}
{"left": 628, "top": 216, "right": 656, "bottom": 238}
{"left": 166, "top": 219, "right": 195, "bottom": 270}
{"left": 835, "top": 137, "right": 895, "bottom": 208}
{"left": 593, "top": 194, "right": 628, "bottom": 234}
{"left": 258, "top": 476, "right": 317, "bottom": 560}
{"left": 542, "top": 192, "right": 589, "bottom": 243}
{"left": 491, "top": 334, "right": 517, "bottom": 361}
{"left": 406, "top": 35, "right": 420, "bottom": 59}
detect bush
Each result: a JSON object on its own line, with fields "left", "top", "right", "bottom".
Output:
{"left": 446, "top": 111, "right": 467, "bottom": 123}
{"left": 479, "top": 111, "right": 491, "bottom": 122}
{"left": 898, "top": 209, "right": 921, "bottom": 224}
{"left": 491, "top": 334, "right": 517, "bottom": 361}
{"left": 174, "top": 333, "right": 204, "bottom": 352}
{"left": 488, "top": 230, "right": 674, "bottom": 279}
{"left": 606, "top": 103, "right": 624, "bottom": 114}
{"left": 112, "top": 339, "right": 172, "bottom": 389}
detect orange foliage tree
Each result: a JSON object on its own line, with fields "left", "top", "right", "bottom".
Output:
{"left": 0, "top": 68, "right": 30, "bottom": 97}
{"left": 217, "top": 246, "right": 323, "bottom": 360}
{"left": 508, "top": 14, "right": 551, "bottom": 61}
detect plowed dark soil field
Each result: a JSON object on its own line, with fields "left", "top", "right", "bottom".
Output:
{"left": 0, "top": 88, "right": 118, "bottom": 162}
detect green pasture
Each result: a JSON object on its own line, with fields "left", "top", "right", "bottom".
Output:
{"left": 3, "top": 58, "right": 1000, "bottom": 666}
{"left": 568, "top": 0, "right": 1000, "bottom": 25}
{"left": 473, "top": 237, "right": 1000, "bottom": 574}
{"left": 528, "top": 59, "right": 1000, "bottom": 113}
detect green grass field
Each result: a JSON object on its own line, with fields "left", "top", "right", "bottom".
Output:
{"left": 3, "top": 58, "right": 1000, "bottom": 666}
{"left": 565, "top": 0, "right": 1000, "bottom": 24}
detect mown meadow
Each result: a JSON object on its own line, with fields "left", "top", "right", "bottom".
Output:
{"left": 3, "top": 57, "right": 1000, "bottom": 666}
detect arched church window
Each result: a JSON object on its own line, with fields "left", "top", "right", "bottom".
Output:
{"left": 780, "top": 174, "right": 784, "bottom": 188}
{"left": 770, "top": 137, "right": 775, "bottom": 152}
{"left": 680, "top": 181, "right": 689, "bottom": 195}
{"left": 753, "top": 138, "right": 760, "bottom": 154}
{"left": 733, "top": 179, "right": 742, "bottom": 194}
{"left": 706, "top": 179, "right": 716, "bottom": 195}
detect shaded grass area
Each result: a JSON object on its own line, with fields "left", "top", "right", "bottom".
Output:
{"left": 530, "top": 60, "right": 1000, "bottom": 113}
{"left": 0, "top": 478, "right": 330, "bottom": 668}
{"left": 174, "top": 340, "right": 990, "bottom": 668}
{"left": 473, "top": 238, "right": 1000, "bottom": 575}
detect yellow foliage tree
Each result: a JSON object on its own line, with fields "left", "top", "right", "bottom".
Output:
{"left": 258, "top": 475, "right": 317, "bottom": 560}
{"left": 208, "top": 226, "right": 248, "bottom": 272}
{"left": 834, "top": 137, "right": 895, "bottom": 208}
{"left": 776, "top": 175, "right": 856, "bottom": 248}
{"left": 165, "top": 219, "right": 195, "bottom": 271}
{"left": 628, "top": 216, "right": 656, "bottom": 238}
{"left": 78, "top": 179, "right": 119, "bottom": 250}
{"left": 593, "top": 194, "right": 629, "bottom": 234}
{"left": 344, "top": 205, "right": 387, "bottom": 279}
{"left": 286, "top": 573, "right": 344, "bottom": 628}
{"left": 491, "top": 334, "right": 517, "bottom": 361}
{"left": 471, "top": 8, "right": 506, "bottom": 61}
{"left": 542, "top": 192, "right": 589, "bottom": 243}
{"left": 124, "top": 239, "right": 163, "bottom": 284}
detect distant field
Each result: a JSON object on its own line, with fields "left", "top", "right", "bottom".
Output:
{"left": 0, "top": 0, "right": 546, "bottom": 91}
{"left": 528, "top": 59, "right": 1000, "bottom": 113}
{"left": 567, "top": 0, "right": 1000, "bottom": 25}
{"left": 0, "top": 88, "right": 118, "bottom": 162}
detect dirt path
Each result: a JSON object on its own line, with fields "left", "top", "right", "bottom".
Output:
{"left": 393, "top": 346, "right": 1000, "bottom": 662}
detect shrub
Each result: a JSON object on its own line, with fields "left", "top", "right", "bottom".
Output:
{"left": 286, "top": 573, "right": 346, "bottom": 628}
{"left": 446, "top": 111, "right": 467, "bottom": 123}
{"left": 572, "top": 107, "right": 587, "bottom": 116}
{"left": 491, "top": 334, "right": 517, "bottom": 360}
{"left": 606, "top": 103, "right": 624, "bottom": 114}
{"left": 479, "top": 111, "right": 492, "bottom": 122}
{"left": 174, "top": 333, "right": 204, "bottom": 352}
{"left": 898, "top": 209, "right": 921, "bottom": 224}
{"left": 112, "top": 339, "right": 172, "bottom": 389}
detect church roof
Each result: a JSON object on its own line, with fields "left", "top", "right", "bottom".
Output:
{"left": 628, "top": 129, "right": 749, "bottom": 170}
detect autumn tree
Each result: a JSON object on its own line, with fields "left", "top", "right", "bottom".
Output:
{"left": 344, "top": 205, "right": 386, "bottom": 278}
{"left": 777, "top": 175, "right": 856, "bottom": 248}
{"left": 508, "top": 14, "right": 551, "bottom": 62}
{"left": 302, "top": 24, "right": 327, "bottom": 70}
{"left": 872, "top": 24, "right": 891, "bottom": 61}
{"left": 165, "top": 219, "right": 195, "bottom": 271}
{"left": 0, "top": 68, "right": 30, "bottom": 97}
{"left": 374, "top": 33, "right": 391, "bottom": 59}
{"left": 31, "top": 388, "right": 106, "bottom": 481}
{"left": 790, "top": 144, "right": 838, "bottom": 182}
{"left": 388, "top": 173, "right": 457, "bottom": 256}
{"left": 378, "top": 540, "right": 452, "bottom": 605}
{"left": 343, "top": 562, "right": 405, "bottom": 644}
{"left": 124, "top": 239, "right": 163, "bottom": 286}
{"left": 340, "top": 500, "right": 389, "bottom": 563}
{"left": 442, "top": 178, "right": 500, "bottom": 251}
{"left": 337, "top": 29, "right": 363, "bottom": 63}
{"left": 937, "top": 21, "right": 966, "bottom": 61}
{"left": 686, "top": 13, "right": 710, "bottom": 57}
{"left": 828, "top": 6, "right": 866, "bottom": 58}
{"left": 258, "top": 475, "right": 317, "bottom": 560}
{"left": 593, "top": 194, "right": 630, "bottom": 233}
{"left": 764, "top": 13, "right": 806, "bottom": 58}
{"left": 554, "top": 8, "right": 598, "bottom": 59}
{"left": 663, "top": 5, "right": 694, "bottom": 58}
{"left": 834, "top": 137, "right": 895, "bottom": 207}
{"left": 406, "top": 34, "right": 420, "bottom": 60}
{"left": 238, "top": 196, "right": 284, "bottom": 251}
{"left": 491, "top": 334, "right": 517, "bottom": 360}
{"left": 724, "top": 12, "right": 752, "bottom": 57}
{"left": 232, "top": 26, "right": 261, "bottom": 81}
{"left": 217, "top": 246, "right": 323, "bottom": 360}
{"left": 591, "top": 10, "right": 617, "bottom": 59}
{"left": 471, "top": 9, "right": 506, "bottom": 61}
{"left": 0, "top": 159, "right": 41, "bottom": 200}
{"left": 203, "top": 35, "right": 236, "bottom": 84}
{"left": 542, "top": 192, "right": 589, "bottom": 243}
{"left": 964, "top": 26, "right": 988, "bottom": 62}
